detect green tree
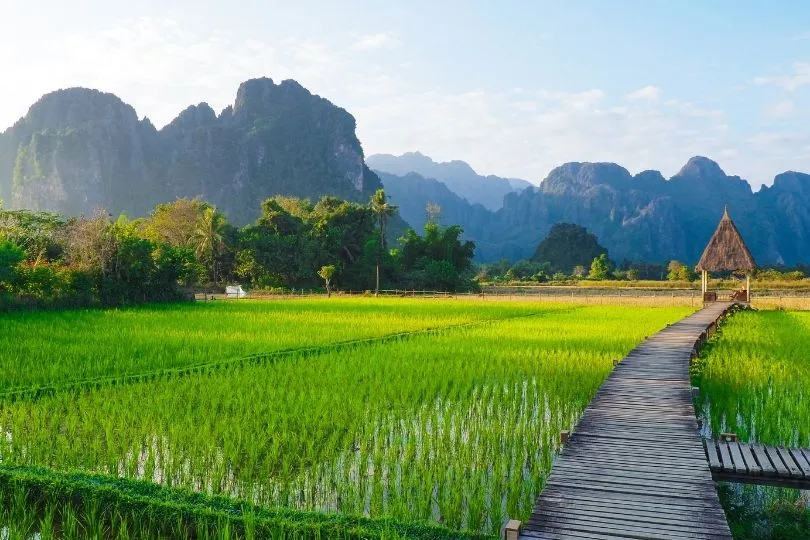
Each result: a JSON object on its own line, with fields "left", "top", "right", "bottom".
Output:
{"left": 142, "top": 198, "right": 209, "bottom": 248}
{"left": 0, "top": 240, "right": 24, "bottom": 290}
{"left": 506, "top": 259, "right": 550, "bottom": 281}
{"left": 395, "top": 222, "right": 476, "bottom": 292}
{"left": 238, "top": 196, "right": 374, "bottom": 290}
{"left": 667, "top": 260, "right": 696, "bottom": 281}
{"left": 192, "top": 206, "right": 227, "bottom": 285}
{"left": 369, "top": 189, "right": 398, "bottom": 294}
{"left": 532, "top": 223, "right": 608, "bottom": 274}
{"left": 310, "top": 196, "right": 375, "bottom": 288}
{"left": 0, "top": 208, "right": 65, "bottom": 265}
{"left": 318, "top": 264, "right": 336, "bottom": 297}
{"left": 589, "top": 253, "right": 611, "bottom": 280}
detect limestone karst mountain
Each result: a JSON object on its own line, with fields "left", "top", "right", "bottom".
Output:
{"left": 2, "top": 83, "right": 809, "bottom": 265}
{"left": 379, "top": 157, "right": 810, "bottom": 265}
{"left": 0, "top": 78, "right": 382, "bottom": 225}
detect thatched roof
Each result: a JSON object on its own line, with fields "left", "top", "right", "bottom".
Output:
{"left": 696, "top": 208, "right": 756, "bottom": 272}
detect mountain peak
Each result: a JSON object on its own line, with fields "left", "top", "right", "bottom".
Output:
{"left": 21, "top": 87, "right": 139, "bottom": 131}
{"left": 233, "top": 77, "right": 275, "bottom": 115}
{"left": 541, "top": 162, "right": 633, "bottom": 194}
{"left": 169, "top": 103, "right": 217, "bottom": 127}
{"left": 770, "top": 171, "right": 810, "bottom": 196}
{"left": 676, "top": 156, "right": 726, "bottom": 179}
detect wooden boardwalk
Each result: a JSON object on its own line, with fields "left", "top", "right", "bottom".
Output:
{"left": 520, "top": 302, "right": 735, "bottom": 539}
{"left": 705, "top": 439, "right": 810, "bottom": 490}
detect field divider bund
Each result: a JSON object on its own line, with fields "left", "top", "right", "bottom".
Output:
{"left": 0, "top": 307, "right": 578, "bottom": 404}
{"left": 519, "top": 301, "right": 738, "bottom": 539}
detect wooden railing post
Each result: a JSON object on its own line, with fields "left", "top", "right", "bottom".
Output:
{"left": 503, "top": 519, "right": 522, "bottom": 540}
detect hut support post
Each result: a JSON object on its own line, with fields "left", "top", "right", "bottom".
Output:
{"left": 746, "top": 273, "right": 750, "bottom": 303}
{"left": 701, "top": 270, "right": 708, "bottom": 294}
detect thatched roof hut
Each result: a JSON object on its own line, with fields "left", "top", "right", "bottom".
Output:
{"left": 696, "top": 207, "right": 755, "bottom": 272}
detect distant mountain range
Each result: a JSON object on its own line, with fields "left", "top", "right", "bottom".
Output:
{"left": 378, "top": 157, "right": 810, "bottom": 266}
{"left": 367, "top": 152, "right": 531, "bottom": 210}
{"left": 0, "top": 78, "right": 382, "bottom": 225}
{"left": 2, "top": 80, "right": 809, "bottom": 266}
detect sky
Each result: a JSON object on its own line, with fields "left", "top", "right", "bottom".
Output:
{"left": 1, "top": 1, "right": 809, "bottom": 188}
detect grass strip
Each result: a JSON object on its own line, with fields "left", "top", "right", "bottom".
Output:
{"left": 0, "top": 463, "right": 493, "bottom": 539}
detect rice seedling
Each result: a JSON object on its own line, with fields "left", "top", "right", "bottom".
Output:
{"left": 0, "top": 302, "right": 689, "bottom": 536}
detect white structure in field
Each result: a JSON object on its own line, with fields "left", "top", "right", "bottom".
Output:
{"left": 225, "top": 285, "right": 248, "bottom": 298}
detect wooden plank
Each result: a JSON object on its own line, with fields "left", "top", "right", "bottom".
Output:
{"left": 544, "top": 479, "right": 717, "bottom": 501}
{"left": 705, "top": 439, "right": 722, "bottom": 471}
{"left": 526, "top": 512, "right": 726, "bottom": 539}
{"left": 527, "top": 508, "right": 731, "bottom": 536}
{"left": 549, "top": 465, "right": 715, "bottom": 488}
{"left": 794, "top": 448, "right": 810, "bottom": 476}
{"left": 728, "top": 440, "right": 747, "bottom": 473}
{"left": 766, "top": 445, "right": 791, "bottom": 477}
{"left": 519, "top": 525, "right": 616, "bottom": 540}
{"left": 536, "top": 491, "right": 731, "bottom": 520}
{"left": 538, "top": 497, "right": 731, "bottom": 527}
{"left": 776, "top": 446, "right": 803, "bottom": 478}
{"left": 717, "top": 440, "right": 733, "bottom": 472}
{"left": 751, "top": 444, "right": 775, "bottom": 475}
{"left": 738, "top": 443, "right": 762, "bottom": 476}
{"left": 554, "top": 457, "right": 712, "bottom": 479}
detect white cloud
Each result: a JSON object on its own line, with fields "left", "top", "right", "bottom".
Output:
{"left": 765, "top": 99, "right": 795, "bottom": 119}
{"left": 753, "top": 62, "right": 810, "bottom": 91}
{"left": 626, "top": 85, "right": 661, "bottom": 101}
{"left": 350, "top": 33, "right": 399, "bottom": 51}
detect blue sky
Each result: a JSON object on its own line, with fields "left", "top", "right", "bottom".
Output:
{"left": 1, "top": 1, "right": 809, "bottom": 187}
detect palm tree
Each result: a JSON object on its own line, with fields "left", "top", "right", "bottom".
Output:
{"left": 369, "top": 189, "right": 398, "bottom": 294}
{"left": 192, "top": 206, "right": 225, "bottom": 285}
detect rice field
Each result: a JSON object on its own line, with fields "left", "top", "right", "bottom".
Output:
{"left": 694, "top": 309, "right": 810, "bottom": 538}
{"left": 0, "top": 298, "right": 548, "bottom": 392}
{"left": 0, "top": 299, "right": 692, "bottom": 537}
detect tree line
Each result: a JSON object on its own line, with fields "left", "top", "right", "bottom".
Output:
{"left": 0, "top": 190, "right": 477, "bottom": 309}
{"left": 478, "top": 223, "right": 808, "bottom": 284}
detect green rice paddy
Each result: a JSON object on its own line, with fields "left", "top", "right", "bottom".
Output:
{"left": 0, "top": 299, "right": 545, "bottom": 391}
{"left": 0, "top": 299, "right": 691, "bottom": 538}
{"left": 694, "top": 309, "right": 810, "bottom": 539}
